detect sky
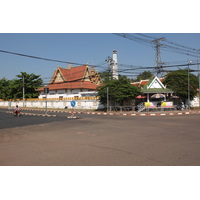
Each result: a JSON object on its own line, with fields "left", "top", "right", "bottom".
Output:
{"left": 1, "top": 33, "right": 200, "bottom": 83}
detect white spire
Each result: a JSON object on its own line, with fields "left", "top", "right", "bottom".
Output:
{"left": 112, "top": 50, "right": 118, "bottom": 80}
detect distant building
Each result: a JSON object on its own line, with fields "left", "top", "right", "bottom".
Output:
{"left": 132, "top": 76, "right": 174, "bottom": 112}
{"left": 131, "top": 78, "right": 164, "bottom": 89}
{"left": 139, "top": 76, "right": 173, "bottom": 102}
{"left": 132, "top": 77, "right": 200, "bottom": 108}
{"left": 37, "top": 65, "right": 102, "bottom": 99}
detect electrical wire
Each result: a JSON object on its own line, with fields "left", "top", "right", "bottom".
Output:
{"left": 114, "top": 33, "right": 200, "bottom": 59}
{"left": 113, "top": 33, "right": 153, "bottom": 48}
{"left": 0, "top": 49, "right": 107, "bottom": 70}
{"left": 1, "top": 36, "right": 199, "bottom": 80}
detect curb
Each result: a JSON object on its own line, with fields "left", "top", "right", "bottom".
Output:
{"left": 6, "top": 111, "right": 56, "bottom": 117}
{"left": 15, "top": 109, "right": 200, "bottom": 117}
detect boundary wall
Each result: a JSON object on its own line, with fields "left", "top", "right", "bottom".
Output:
{"left": 0, "top": 97, "right": 104, "bottom": 110}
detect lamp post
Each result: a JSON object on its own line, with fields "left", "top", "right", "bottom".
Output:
{"left": 23, "top": 75, "right": 25, "bottom": 107}
{"left": 198, "top": 51, "right": 200, "bottom": 108}
{"left": 198, "top": 63, "right": 200, "bottom": 108}
{"left": 107, "top": 87, "right": 109, "bottom": 112}
{"left": 188, "top": 61, "right": 192, "bottom": 111}
{"left": 44, "top": 87, "right": 49, "bottom": 115}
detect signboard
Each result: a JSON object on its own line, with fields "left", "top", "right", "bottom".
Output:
{"left": 161, "top": 102, "right": 173, "bottom": 107}
{"left": 70, "top": 100, "right": 76, "bottom": 107}
{"left": 145, "top": 102, "right": 157, "bottom": 107}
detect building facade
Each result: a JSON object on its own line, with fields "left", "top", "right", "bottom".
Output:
{"left": 37, "top": 65, "right": 102, "bottom": 100}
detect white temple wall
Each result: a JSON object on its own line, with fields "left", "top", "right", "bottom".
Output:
{"left": 0, "top": 99, "right": 104, "bottom": 110}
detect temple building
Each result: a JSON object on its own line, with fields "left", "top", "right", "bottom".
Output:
{"left": 37, "top": 65, "right": 103, "bottom": 100}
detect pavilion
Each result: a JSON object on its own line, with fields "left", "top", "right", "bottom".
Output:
{"left": 141, "top": 76, "right": 173, "bottom": 103}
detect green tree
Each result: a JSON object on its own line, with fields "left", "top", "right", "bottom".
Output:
{"left": 136, "top": 71, "right": 153, "bottom": 81}
{"left": 13, "top": 72, "right": 43, "bottom": 99}
{"left": 99, "top": 70, "right": 112, "bottom": 83}
{"left": 97, "top": 76, "right": 140, "bottom": 106}
{"left": 0, "top": 72, "right": 43, "bottom": 100}
{"left": 0, "top": 78, "right": 11, "bottom": 100}
{"left": 163, "top": 69, "right": 198, "bottom": 103}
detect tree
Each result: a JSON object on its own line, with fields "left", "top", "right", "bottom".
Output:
{"left": 136, "top": 71, "right": 153, "bottom": 81}
{"left": 163, "top": 69, "right": 198, "bottom": 103}
{"left": 13, "top": 72, "right": 43, "bottom": 99}
{"left": 97, "top": 76, "right": 140, "bottom": 106}
{"left": 0, "top": 72, "right": 43, "bottom": 100}
{"left": 0, "top": 78, "right": 11, "bottom": 100}
{"left": 99, "top": 70, "right": 111, "bottom": 83}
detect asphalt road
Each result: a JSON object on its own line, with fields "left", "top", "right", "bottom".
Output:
{"left": 0, "top": 109, "right": 200, "bottom": 166}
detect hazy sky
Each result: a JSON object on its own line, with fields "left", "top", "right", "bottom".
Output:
{"left": 1, "top": 33, "right": 200, "bottom": 83}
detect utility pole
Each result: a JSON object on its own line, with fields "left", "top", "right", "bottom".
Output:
{"left": 151, "top": 37, "right": 165, "bottom": 77}
{"left": 198, "top": 61, "right": 200, "bottom": 108}
{"left": 105, "top": 50, "right": 118, "bottom": 80}
{"left": 44, "top": 87, "right": 49, "bottom": 115}
{"left": 188, "top": 61, "right": 192, "bottom": 111}
{"left": 23, "top": 75, "right": 25, "bottom": 107}
{"left": 198, "top": 64, "right": 200, "bottom": 108}
{"left": 106, "top": 56, "right": 113, "bottom": 80}
{"left": 198, "top": 50, "right": 200, "bottom": 108}
{"left": 107, "top": 87, "right": 109, "bottom": 112}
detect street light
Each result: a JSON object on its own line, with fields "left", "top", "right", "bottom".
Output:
{"left": 107, "top": 87, "right": 109, "bottom": 112}
{"left": 188, "top": 61, "right": 192, "bottom": 111}
{"left": 198, "top": 50, "right": 200, "bottom": 108}
{"left": 199, "top": 63, "right": 200, "bottom": 108}
{"left": 23, "top": 75, "right": 25, "bottom": 107}
{"left": 44, "top": 87, "right": 49, "bottom": 115}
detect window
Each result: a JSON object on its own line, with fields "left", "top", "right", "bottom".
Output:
{"left": 58, "top": 90, "right": 65, "bottom": 94}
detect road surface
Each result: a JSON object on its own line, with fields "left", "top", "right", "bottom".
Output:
{"left": 0, "top": 109, "right": 200, "bottom": 165}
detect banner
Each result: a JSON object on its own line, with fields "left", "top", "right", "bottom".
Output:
{"left": 161, "top": 102, "right": 173, "bottom": 107}
{"left": 145, "top": 102, "right": 157, "bottom": 107}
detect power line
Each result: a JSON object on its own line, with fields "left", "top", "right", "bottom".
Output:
{"left": 0, "top": 49, "right": 107, "bottom": 70}
{"left": 135, "top": 33, "right": 157, "bottom": 40}
{"left": 114, "top": 33, "right": 200, "bottom": 59}
{"left": 164, "top": 38, "right": 200, "bottom": 53}
{"left": 136, "top": 33, "right": 200, "bottom": 53}
{"left": 113, "top": 33, "right": 152, "bottom": 48}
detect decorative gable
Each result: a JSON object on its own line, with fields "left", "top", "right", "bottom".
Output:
{"left": 88, "top": 67, "right": 102, "bottom": 84}
{"left": 54, "top": 71, "right": 64, "bottom": 82}
{"left": 83, "top": 67, "right": 90, "bottom": 81}
{"left": 50, "top": 68, "right": 65, "bottom": 83}
{"left": 147, "top": 76, "right": 166, "bottom": 89}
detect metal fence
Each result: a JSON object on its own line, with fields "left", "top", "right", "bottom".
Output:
{"left": 108, "top": 105, "right": 180, "bottom": 113}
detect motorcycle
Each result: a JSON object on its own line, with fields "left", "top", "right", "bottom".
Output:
{"left": 13, "top": 110, "right": 21, "bottom": 116}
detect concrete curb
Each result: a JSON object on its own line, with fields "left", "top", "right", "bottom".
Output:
{"left": 15, "top": 109, "right": 200, "bottom": 117}
{"left": 6, "top": 111, "right": 56, "bottom": 117}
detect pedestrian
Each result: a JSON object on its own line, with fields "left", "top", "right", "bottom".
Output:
{"left": 181, "top": 102, "right": 185, "bottom": 110}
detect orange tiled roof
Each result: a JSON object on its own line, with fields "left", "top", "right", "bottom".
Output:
{"left": 132, "top": 78, "right": 164, "bottom": 87}
{"left": 58, "top": 65, "right": 87, "bottom": 82}
{"left": 37, "top": 65, "right": 102, "bottom": 92}
{"left": 37, "top": 81, "right": 99, "bottom": 91}
{"left": 131, "top": 80, "right": 149, "bottom": 86}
